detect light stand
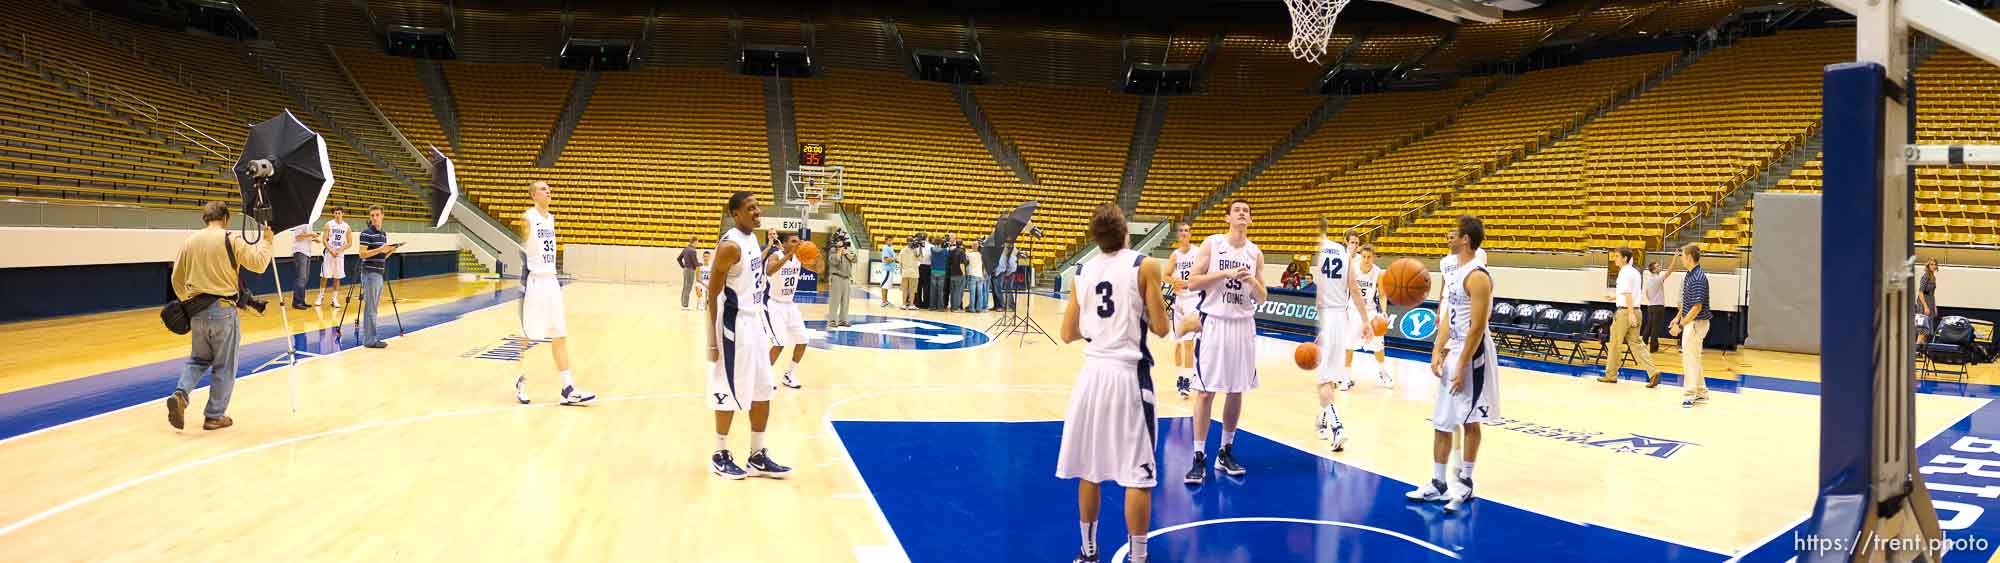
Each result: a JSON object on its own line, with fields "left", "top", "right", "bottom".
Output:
{"left": 240, "top": 169, "right": 308, "bottom": 412}
{"left": 987, "top": 232, "right": 1055, "bottom": 345}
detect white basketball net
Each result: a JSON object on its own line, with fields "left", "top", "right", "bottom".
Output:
{"left": 1286, "top": 0, "right": 1352, "bottom": 64}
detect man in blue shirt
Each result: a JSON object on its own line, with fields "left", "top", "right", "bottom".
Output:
{"left": 929, "top": 235, "right": 951, "bottom": 310}
{"left": 358, "top": 205, "right": 398, "bottom": 349}
{"left": 1669, "top": 243, "right": 1712, "bottom": 407}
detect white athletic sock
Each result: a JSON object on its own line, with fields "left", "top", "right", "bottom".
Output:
{"left": 1221, "top": 431, "right": 1236, "bottom": 447}
{"left": 1324, "top": 406, "right": 1342, "bottom": 429}
{"left": 751, "top": 431, "right": 766, "bottom": 452}
{"left": 1460, "top": 461, "right": 1476, "bottom": 480}
{"left": 1129, "top": 536, "right": 1147, "bottom": 562}
{"left": 560, "top": 370, "right": 574, "bottom": 388}
{"left": 1433, "top": 463, "right": 1447, "bottom": 484}
{"left": 1080, "top": 521, "right": 1097, "bottom": 556}
{"left": 1193, "top": 440, "right": 1206, "bottom": 455}
{"left": 715, "top": 434, "right": 727, "bottom": 452}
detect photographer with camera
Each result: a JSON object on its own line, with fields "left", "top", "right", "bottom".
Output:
{"left": 358, "top": 205, "right": 399, "bottom": 349}
{"left": 164, "top": 201, "right": 273, "bottom": 431}
{"left": 826, "top": 229, "right": 856, "bottom": 327}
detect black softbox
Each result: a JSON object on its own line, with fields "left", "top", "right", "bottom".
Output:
{"left": 233, "top": 110, "right": 332, "bottom": 234}
{"left": 425, "top": 146, "right": 458, "bottom": 228}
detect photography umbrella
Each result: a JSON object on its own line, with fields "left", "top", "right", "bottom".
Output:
{"left": 233, "top": 110, "right": 334, "bottom": 413}
{"left": 981, "top": 200, "right": 1038, "bottom": 274}
{"left": 233, "top": 109, "right": 333, "bottom": 234}
{"left": 981, "top": 200, "right": 1052, "bottom": 344}
{"left": 425, "top": 145, "right": 458, "bottom": 228}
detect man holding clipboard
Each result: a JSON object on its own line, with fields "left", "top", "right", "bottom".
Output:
{"left": 358, "top": 205, "right": 402, "bottom": 349}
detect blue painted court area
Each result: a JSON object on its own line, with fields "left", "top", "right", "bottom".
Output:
{"left": 804, "top": 315, "right": 992, "bottom": 351}
{"left": 835, "top": 418, "right": 1728, "bottom": 562}
{"left": 0, "top": 284, "right": 525, "bottom": 441}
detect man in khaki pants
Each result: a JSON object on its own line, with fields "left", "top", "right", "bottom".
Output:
{"left": 1670, "top": 243, "right": 1712, "bottom": 407}
{"left": 1600, "top": 247, "right": 1661, "bottom": 386}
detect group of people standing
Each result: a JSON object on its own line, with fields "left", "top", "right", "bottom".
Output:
{"left": 880, "top": 234, "right": 1015, "bottom": 314}
{"left": 1055, "top": 201, "right": 1505, "bottom": 563}
{"left": 1602, "top": 244, "right": 1714, "bottom": 408}
{"left": 164, "top": 202, "right": 406, "bottom": 432}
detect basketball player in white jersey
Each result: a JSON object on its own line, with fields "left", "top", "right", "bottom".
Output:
{"left": 1057, "top": 203, "right": 1169, "bottom": 563}
{"left": 314, "top": 207, "right": 352, "bottom": 308}
{"left": 695, "top": 250, "right": 711, "bottom": 311}
{"left": 1180, "top": 199, "right": 1266, "bottom": 485}
{"left": 1407, "top": 215, "right": 1499, "bottom": 513}
{"left": 766, "top": 230, "right": 811, "bottom": 390}
{"left": 706, "top": 191, "right": 793, "bottom": 480}
{"left": 514, "top": 181, "right": 596, "bottom": 406}
{"left": 1163, "top": 223, "right": 1198, "bottom": 399}
{"left": 1311, "top": 221, "right": 1369, "bottom": 453}
{"left": 1345, "top": 243, "right": 1392, "bottom": 387}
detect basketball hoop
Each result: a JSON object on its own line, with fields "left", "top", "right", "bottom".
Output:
{"left": 804, "top": 196, "right": 823, "bottom": 215}
{"left": 1285, "top": 0, "right": 1351, "bottom": 64}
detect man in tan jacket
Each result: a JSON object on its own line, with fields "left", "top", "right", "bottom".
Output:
{"left": 166, "top": 201, "right": 272, "bottom": 431}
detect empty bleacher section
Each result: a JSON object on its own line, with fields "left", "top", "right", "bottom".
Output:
{"left": 815, "top": 15, "right": 904, "bottom": 73}
{"left": 453, "top": 3, "right": 564, "bottom": 64}
{"left": 443, "top": 63, "right": 568, "bottom": 227}
{"left": 894, "top": 16, "right": 972, "bottom": 51}
{"left": 1200, "top": 76, "right": 1521, "bottom": 257}
{"left": 972, "top": 20, "right": 1124, "bottom": 88}
{"left": 1202, "top": 87, "right": 1491, "bottom": 256}
{"left": 1616, "top": 0, "right": 1739, "bottom": 38}
{"left": 1165, "top": 27, "right": 1214, "bottom": 65}
{"left": 336, "top": 49, "right": 451, "bottom": 158}
{"left": 0, "top": 0, "right": 425, "bottom": 220}
{"left": 495, "top": 70, "right": 769, "bottom": 245}
{"left": 1579, "top": 28, "right": 1846, "bottom": 250}
{"left": 650, "top": 12, "right": 734, "bottom": 69}
{"left": 1367, "top": 53, "right": 1677, "bottom": 255}
{"left": 741, "top": 16, "right": 805, "bottom": 46}
{"left": 567, "top": 5, "right": 648, "bottom": 45}
{"left": 1553, "top": 0, "right": 1671, "bottom": 42}
{"left": 369, "top": 0, "right": 450, "bottom": 29}
{"left": 1422, "top": 2, "right": 1589, "bottom": 71}
{"left": 793, "top": 70, "right": 1091, "bottom": 265}
{"left": 1343, "top": 24, "right": 1445, "bottom": 67}
{"left": 1205, "top": 27, "right": 1337, "bottom": 94}
{"left": 1913, "top": 44, "right": 2000, "bottom": 247}
{"left": 978, "top": 85, "right": 1136, "bottom": 217}
{"left": 1134, "top": 95, "right": 1325, "bottom": 219}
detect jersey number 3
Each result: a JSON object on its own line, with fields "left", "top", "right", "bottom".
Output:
{"left": 1320, "top": 257, "right": 1344, "bottom": 279}
{"left": 1094, "top": 281, "right": 1115, "bottom": 318}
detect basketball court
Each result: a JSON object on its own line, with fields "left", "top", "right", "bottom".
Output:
{"left": 1, "top": 276, "right": 1997, "bottom": 561}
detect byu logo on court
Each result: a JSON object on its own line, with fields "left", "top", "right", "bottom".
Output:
{"left": 807, "top": 316, "right": 992, "bottom": 351}
{"left": 1400, "top": 307, "right": 1438, "bottom": 340}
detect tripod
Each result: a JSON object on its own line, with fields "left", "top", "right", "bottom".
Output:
{"left": 986, "top": 236, "right": 1055, "bottom": 345}
{"left": 336, "top": 260, "right": 406, "bottom": 342}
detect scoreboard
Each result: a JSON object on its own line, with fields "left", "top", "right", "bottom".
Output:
{"left": 800, "top": 143, "right": 826, "bottom": 167}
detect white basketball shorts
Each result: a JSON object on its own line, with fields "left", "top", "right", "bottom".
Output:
{"left": 1055, "top": 357, "right": 1160, "bottom": 489}
{"left": 708, "top": 295, "right": 774, "bottom": 411}
{"left": 1192, "top": 314, "right": 1257, "bottom": 393}
{"left": 520, "top": 273, "right": 567, "bottom": 340}
{"left": 1432, "top": 338, "right": 1501, "bottom": 432}
{"left": 1317, "top": 306, "right": 1350, "bottom": 384}
{"left": 765, "top": 301, "right": 810, "bottom": 347}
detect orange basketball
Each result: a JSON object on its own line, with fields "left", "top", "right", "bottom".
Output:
{"left": 795, "top": 240, "right": 821, "bottom": 268}
{"left": 1371, "top": 315, "right": 1389, "bottom": 337}
{"left": 1295, "top": 343, "right": 1320, "bottom": 370}
{"left": 1383, "top": 258, "right": 1432, "bottom": 307}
